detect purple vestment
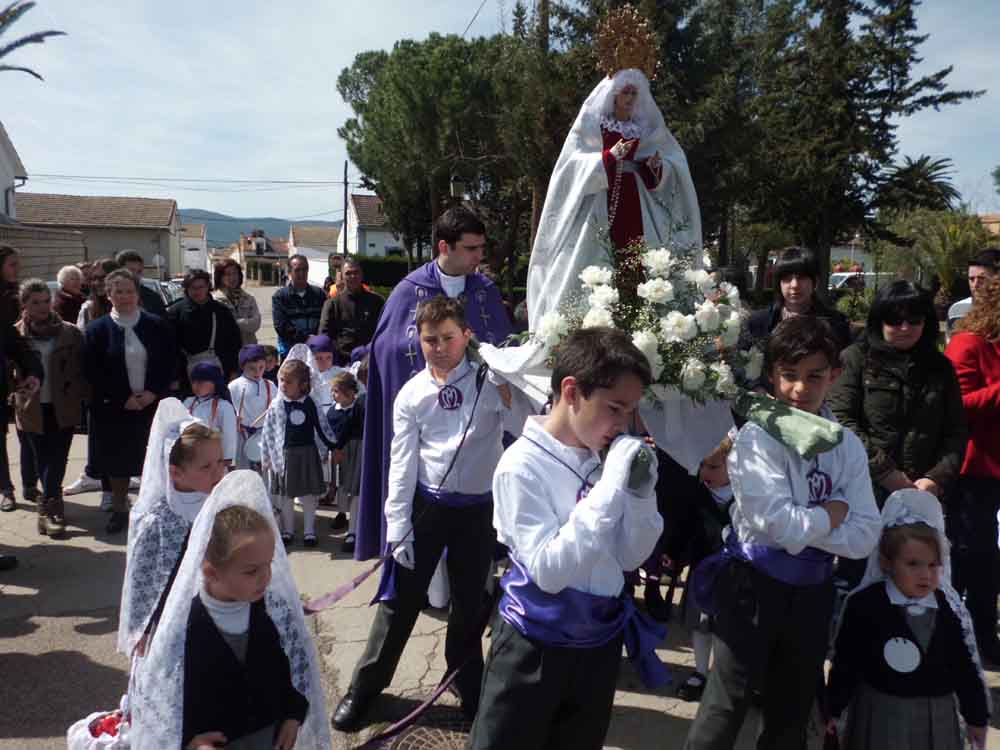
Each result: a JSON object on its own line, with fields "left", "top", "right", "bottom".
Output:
{"left": 355, "top": 261, "right": 511, "bottom": 561}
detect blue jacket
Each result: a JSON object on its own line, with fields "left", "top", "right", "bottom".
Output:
{"left": 84, "top": 312, "right": 176, "bottom": 410}
{"left": 271, "top": 283, "right": 326, "bottom": 354}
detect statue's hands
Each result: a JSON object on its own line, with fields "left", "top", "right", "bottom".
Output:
{"left": 610, "top": 138, "right": 637, "bottom": 160}
{"left": 646, "top": 151, "right": 662, "bottom": 171}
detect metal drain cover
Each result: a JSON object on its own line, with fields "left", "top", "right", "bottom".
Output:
{"left": 384, "top": 706, "right": 471, "bottom": 750}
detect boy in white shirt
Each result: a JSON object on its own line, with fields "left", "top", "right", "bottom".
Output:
{"left": 332, "top": 296, "right": 506, "bottom": 731}
{"left": 683, "top": 316, "right": 881, "bottom": 750}
{"left": 468, "top": 327, "right": 665, "bottom": 750}
{"left": 228, "top": 345, "right": 275, "bottom": 470}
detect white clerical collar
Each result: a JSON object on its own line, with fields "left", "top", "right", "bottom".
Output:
{"left": 885, "top": 578, "right": 937, "bottom": 611}
{"left": 199, "top": 585, "right": 251, "bottom": 635}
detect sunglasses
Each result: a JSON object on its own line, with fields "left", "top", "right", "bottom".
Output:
{"left": 884, "top": 315, "right": 924, "bottom": 327}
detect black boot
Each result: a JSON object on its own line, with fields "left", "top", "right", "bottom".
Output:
{"left": 332, "top": 689, "right": 374, "bottom": 731}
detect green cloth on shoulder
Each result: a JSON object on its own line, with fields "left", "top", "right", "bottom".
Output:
{"left": 732, "top": 390, "right": 843, "bottom": 459}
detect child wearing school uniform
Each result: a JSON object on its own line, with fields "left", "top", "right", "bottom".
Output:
{"left": 259, "top": 347, "right": 337, "bottom": 548}
{"left": 827, "top": 489, "right": 989, "bottom": 750}
{"left": 664, "top": 433, "right": 735, "bottom": 702}
{"left": 118, "top": 399, "right": 227, "bottom": 659}
{"left": 332, "top": 296, "right": 506, "bottom": 731}
{"left": 128, "top": 470, "right": 331, "bottom": 750}
{"left": 684, "top": 316, "right": 882, "bottom": 750}
{"left": 468, "top": 327, "right": 666, "bottom": 750}
{"left": 228, "top": 345, "right": 275, "bottom": 471}
{"left": 306, "top": 334, "right": 344, "bottom": 511}
{"left": 183, "top": 363, "right": 238, "bottom": 467}
{"left": 328, "top": 370, "right": 366, "bottom": 554}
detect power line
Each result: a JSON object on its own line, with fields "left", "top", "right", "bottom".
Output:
{"left": 30, "top": 172, "right": 362, "bottom": 186}
{"left": 462, "top": 0, "right": 489, "bottom": 37}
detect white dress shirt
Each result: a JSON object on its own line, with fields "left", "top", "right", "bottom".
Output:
{"left": 183, "top": 395, "right": 238, "bottom": 463}
{"left": 228, "top": 375, "right": 275, "bottom": 428}
{"left": 727, "top": 421, "right": 880, "bottom": 559}
{"left": 384, "top": 358, "right": 504, "bottom": 542}
{"left": 492, "top": 416, "right": 663, "bottom": 598}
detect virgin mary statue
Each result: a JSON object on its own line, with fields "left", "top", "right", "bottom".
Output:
{"left": 482, "top": 6, "right": 733, "bottom": 473}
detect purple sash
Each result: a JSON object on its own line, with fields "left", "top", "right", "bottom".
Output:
{"left": 691, "top": 531, "right": 834, "bottom": 615}
{"left": 498, "top": 559, "right": 670, "bottom": 689}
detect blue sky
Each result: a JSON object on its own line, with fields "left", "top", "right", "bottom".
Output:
{"left": 5, "top": 1, "right": 998, "bottom": 220}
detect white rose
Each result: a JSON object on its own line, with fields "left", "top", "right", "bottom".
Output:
{"left": 711, "top": 361, "right": 738, "bottom": 396}
{"left": 694, "top": 299, "right": 721, "bottom": 333}
{"left": 636, "top": 278, "right": 675, "bottom": 304}
{"left": 685, "top": 268, "right": 716, "bottom": 296}
{"left": 721, "top": 312, "right": 742, "bottom": 347}
{"left": 745, "top": 347, "right": 764, "bottom": 381}
{"left": 579, "top": 265, "right": 614, "bottom": 288}
{"left": 535, "top": 311, "right": 569, "bottom": 347}
{"left": 632, "top": 330, "right": 663, "bottom": 380}
{"left": 582, "top": 306, "right": 614, "bottom": 328}
{"left": 642, "top": 248, "right": 675, "bottom": 278}
{"left": 680, "top": 357, "right": 707, "bottom": 393}
{"left": 660, "top": 311, "right": 698, "bottom": 343}
{"left": 719, "top": 281, "right": 741, "bottom": 309}
{"left": 588, "top": 285, "right": 619, "bottom": 309}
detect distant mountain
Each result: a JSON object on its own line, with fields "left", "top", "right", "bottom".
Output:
{"left": 179, "top": 208, "right": 341, "bottom": 247}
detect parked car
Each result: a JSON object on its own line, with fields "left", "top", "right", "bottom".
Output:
{"left": 828, "top": 271, "right": 895, "bottom": 297}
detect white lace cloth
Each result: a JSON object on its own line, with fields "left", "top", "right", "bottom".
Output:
{"left": 110, "top": 308, "right": 147, "bottom": 394}
{"left": 129, "top": 471, "right": 331, "bottom": 750}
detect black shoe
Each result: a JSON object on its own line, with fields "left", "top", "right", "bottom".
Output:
{"left": 676, "top": 671, "right": 707, "bottom": 702}
{"left": 331, "top": 512, "right": 348, "bottom": 531}
{"left": 0, "top": 554, "right": 17, "bottom": 571}
{"left": 282, "top": 533, "right": 294, "bottom": 548}
{"left": 644, "top": 581, "right": 672, "bottom": 622}
{"left": 332, "top": 689, "right": 373, "bottom": 731}
{"left": 106, "top": 511, "right": 128, "bottom": 534}
{"left": 23, "top": 487, "right": 39, "bottom": 503}
{"left": 342, "top": 533, "right": 356, "bottom": 555}
{"left": 304, "top": 535, "right": 318, "bottom": 548}
{"left": 0, "top": 491, "right": 15, "bottom": 512}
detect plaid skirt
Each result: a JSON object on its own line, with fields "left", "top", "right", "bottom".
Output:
{"left": 843, "top": 682, "right": 962, "bottom": 750}
{"left": 269, "top": 445, "right": 326, "bottom": 498}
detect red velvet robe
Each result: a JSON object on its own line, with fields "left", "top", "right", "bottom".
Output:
{"left": 601, "top": 126, "right": 663, "bottom": 250}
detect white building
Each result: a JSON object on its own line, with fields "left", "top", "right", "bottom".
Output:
{"left": 343, "top": 194, "right": 402, "bottom": 257}
{"left": 181, "top": 223, "right": 209, "bottom": 271}
{"left": 288, "top": 224, "right": 341, "bottom": 288}
{"left": 0, "top": 121, "right": 27, "bottom": 221}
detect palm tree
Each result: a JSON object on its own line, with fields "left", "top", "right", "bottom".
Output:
{"left": 0, "top": 1, "right": 65, "bottom": 81}
{"left": 877, "top": 155, "right": 962, "bottom": 213}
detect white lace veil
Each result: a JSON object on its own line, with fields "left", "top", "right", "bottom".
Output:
{"left": 118, "top": 398, "right": 209, "bottom": 654}
{"left": 845, "top": 489, "right": 989, "bottom": 712}
{"left": 129, "top": 470, "right": 331, "bottom": 750}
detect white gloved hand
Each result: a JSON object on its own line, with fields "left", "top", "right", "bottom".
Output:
{"left": 602, "top": 434, "right": 658, "bottom": 497}
{"left": 390, "top": 540, "right": 415, "bottom": 570}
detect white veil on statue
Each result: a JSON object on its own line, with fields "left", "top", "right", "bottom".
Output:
{"left": 527, "top": 68, "right": 702, "bottom": 326}
{"left": 129, "top": 470, "right": 331, "bottom": 750}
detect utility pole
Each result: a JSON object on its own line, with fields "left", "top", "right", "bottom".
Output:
{"left": 342, "top": 160, "right": 349, "bottom": 257}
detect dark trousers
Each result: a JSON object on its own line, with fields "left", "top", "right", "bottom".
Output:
{"left": 17, "top": 429, "right": 38, "bottom": 492}
{"left": 684, "top": 561, "right": 834, "bottom": 750}
{"left": 946, "top": 476, "right": 1000, "bottom": 649}
{"left": 468, "top": 617, "right": 622, "bottom": 750}
{"left": 23, "top": 406, "right": 74, "bottom": 499}
{"left": 0, "top": 402, "right": 12, "bottom": 492}
{"left": 350, "top": 496, "right": 494, "bottom": 705}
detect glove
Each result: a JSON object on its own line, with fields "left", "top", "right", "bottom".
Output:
{"left": 603, "top": 435, "right": 658, "bottom": 497}
{"left": 390, "top": 540, "right": 415, "bottom": 570}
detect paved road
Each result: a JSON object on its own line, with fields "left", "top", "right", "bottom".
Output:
{"left": 2, "top": 283, "right": 998, "bottom": 748}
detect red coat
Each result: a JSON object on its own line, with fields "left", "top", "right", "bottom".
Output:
{"left": 945, "top": 332, "right": 1000, "bottom": 479}
{"left": 601, "top": 126, "right": 661, "bottom": 250}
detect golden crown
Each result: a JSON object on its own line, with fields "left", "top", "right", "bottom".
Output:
{"left": 594, "top": 4, "right": 660, "bottom": 81}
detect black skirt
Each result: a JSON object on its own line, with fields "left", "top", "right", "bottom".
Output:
{"left": 89, "top": 400, "right": 157, "bottom": 477}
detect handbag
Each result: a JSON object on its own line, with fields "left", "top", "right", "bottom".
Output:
{"left": 184, "top": 310, "right": 222, "bottom": 376}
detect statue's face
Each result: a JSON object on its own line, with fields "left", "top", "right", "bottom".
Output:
{"left": 614, "top": 84, "right": 638, "bottom": 119}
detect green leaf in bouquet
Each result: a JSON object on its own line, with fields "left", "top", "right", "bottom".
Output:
{"left": 732, "top": 390, "right": 843, "bottom": 459}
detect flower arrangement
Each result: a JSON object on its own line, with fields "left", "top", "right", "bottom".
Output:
{"left": 533, "top": 239, "right": 763, "bottom": 404}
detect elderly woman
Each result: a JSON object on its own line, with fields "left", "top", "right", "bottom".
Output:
{"left": 212, "top": 259, "right": 261, "bottom": 345}
{"left": 84, "top": 269, "right": 175, "bottom": 533}
{"left": 828, "top": 281, "right": 966, "bottom": 585}
{"left": 168, "top": 269, "right": 241, "bottom": 389}
{"left": 14, "top": 279, "right": 88, "bottom": 537}
{"left": 53, "top": 265, "right": 86, "bottom": 325}
{"left": 944, "top": 276, "right": 1000, "bottom": 664}
{"left": 76, "top": 257, "right": 118, "bottom": 328}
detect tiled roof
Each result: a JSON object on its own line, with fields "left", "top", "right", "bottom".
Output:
{"left": 15, "top": 193, "right": 177, "bottom": 229}
{"left": 291, "top": 224, "right": 340, "bottom": 248}
{"left": 271, "top": 238, "right": 290, "bottom": 255}
{"left": 351, "top": 194, "right": 388, "bottom": 228}
{"left": 181, "top": 223, "right": 205, "bottom": 239}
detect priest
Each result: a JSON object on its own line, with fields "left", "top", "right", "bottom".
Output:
{"left": 355, "top": 207, "right": 511, "bottom": 560}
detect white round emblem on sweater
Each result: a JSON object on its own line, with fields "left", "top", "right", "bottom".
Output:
{"left": 289, "top": 409, "right": 306, "bottom": 426}
{"left": 883, "top": 637, "right": 921, "bottom": 673}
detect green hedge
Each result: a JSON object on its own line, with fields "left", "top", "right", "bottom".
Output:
{"left": 354, "top": 256, "right": 411, "bottom": 287}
